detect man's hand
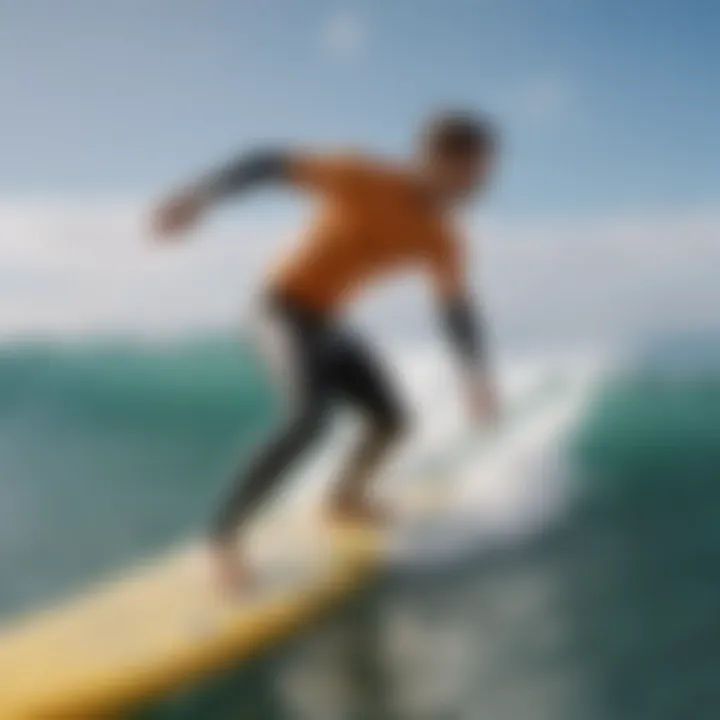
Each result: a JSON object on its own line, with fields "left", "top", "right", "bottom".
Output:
{"left": 152, "top": 188, "right": 208, "bottom": 239}
{"left": 466, "top": 371, "right": 500, "bottom": 427}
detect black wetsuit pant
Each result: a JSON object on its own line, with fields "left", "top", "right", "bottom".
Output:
{"left": 210, "top": 291, "right": 405, "bottom": 543}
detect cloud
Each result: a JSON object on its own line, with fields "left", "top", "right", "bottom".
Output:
{"left": 478, "top": 207, "right": 720, "bottom": 346}
{"left": 320, "top": 10, "right": 366, "bottom": 59}
{"left": 0, "top": 199, "right": 718, "bottom": 349}
{"left": 0, "top": 200, "right": 287, "bottom": 338}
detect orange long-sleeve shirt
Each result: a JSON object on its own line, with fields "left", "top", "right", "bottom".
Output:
{"left": 270, "top": 154, "right": 467, "bottom": 313}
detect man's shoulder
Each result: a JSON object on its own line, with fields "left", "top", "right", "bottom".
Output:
{"left": 321, "top": 149, "right": 412, "bottom": 186}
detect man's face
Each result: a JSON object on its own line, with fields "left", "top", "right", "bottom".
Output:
{"left": 429, "top": 151, "right": 494, "bottom": 203}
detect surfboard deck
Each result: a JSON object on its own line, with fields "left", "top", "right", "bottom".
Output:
{"left": 0, "top": 520, "right": 382, "bottom": 719}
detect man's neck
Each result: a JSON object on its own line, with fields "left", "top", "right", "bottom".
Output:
{"left": 411, "top": 163, "right": 453, "bottom": 212}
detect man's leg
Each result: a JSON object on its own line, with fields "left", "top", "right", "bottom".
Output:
{"left": 207, "top": 402, "right": 326, "bottom": 590}
{"left": 210, "top": 402, "right": 326, "bottom": 544}
{"left": 207, "top": 300, "right": 330, "bottom": 587}
{"left": 326, "top": 333, "right": 407, "bottom": 522}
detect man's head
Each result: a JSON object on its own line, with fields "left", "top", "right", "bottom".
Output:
{"left": 418, "top": 110, "right": 497, "bottom": 202}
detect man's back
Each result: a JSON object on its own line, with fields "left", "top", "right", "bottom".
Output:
{"left": 272, "top": 154, "right": 460, "bottom": 312}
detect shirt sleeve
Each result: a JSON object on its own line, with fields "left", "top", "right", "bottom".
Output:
{"left": 286, "top": 152, "right": 369, "bottom": 197}
{"left": 429, "top": 235, "right": 487, "bottom": 368}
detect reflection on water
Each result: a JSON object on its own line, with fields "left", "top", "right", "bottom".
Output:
{"left": 273, "top": 544, "right": 589, "bottom": 720}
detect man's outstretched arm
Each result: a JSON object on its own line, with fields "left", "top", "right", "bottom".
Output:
{"left": 152, "top": 148, "right": 360, "bottom": 237}
{"left": 152, "top": 149, "right": 292, "bottom": 237}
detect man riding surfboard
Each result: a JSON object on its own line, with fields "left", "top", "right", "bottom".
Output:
{"left": 153, "top": 111, "right": 499, "bottom": 589}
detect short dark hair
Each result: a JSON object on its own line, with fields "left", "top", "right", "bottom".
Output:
{"left": 422, "top": 110, "right": 497, "bottom": 159}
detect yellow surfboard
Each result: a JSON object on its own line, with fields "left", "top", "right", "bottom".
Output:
{"left": 0, "top": 519, "right": 382, "bottom": 719}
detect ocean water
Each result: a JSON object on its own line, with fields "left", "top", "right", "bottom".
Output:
{"left": 1, "top": 333, "right": 719, "bottom": 719}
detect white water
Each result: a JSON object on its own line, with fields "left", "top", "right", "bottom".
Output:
{"left": 266, "top": 344, "right": 608, "bottom": 569}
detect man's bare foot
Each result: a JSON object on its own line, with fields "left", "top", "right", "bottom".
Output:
{"left": 326, "top": 496, "right": 392, "bottom": 527}
{"left": 206, "top": 541, "right": 253, "bottom": 595}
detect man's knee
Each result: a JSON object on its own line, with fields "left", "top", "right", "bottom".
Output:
{"left": 370, "top": 404, "right": 409, "bottom": 443}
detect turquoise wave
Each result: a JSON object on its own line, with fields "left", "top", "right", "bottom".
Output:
{"left": 0, "top": 337, "right": 277, "bottom": 428}
{"left": 0, "top": 337, "right": 279, "bottom": 616}
{"left": 1, "top": 333, "right": 719, "bottom": 718}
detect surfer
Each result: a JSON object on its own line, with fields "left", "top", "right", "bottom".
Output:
{"left": 153, "top": 111, "right": 500, "bottom": 588}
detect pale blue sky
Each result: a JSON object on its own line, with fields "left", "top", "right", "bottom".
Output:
{"left": 1, "top": 0, "right": 718, "bottom": 219}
